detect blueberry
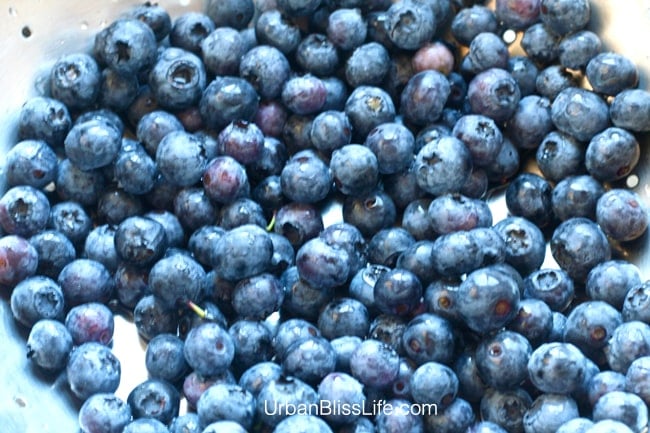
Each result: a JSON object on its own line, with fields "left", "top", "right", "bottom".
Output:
{"left": 127, "top": 378, "right": 180, "bottom": 424}
{"left": 563, "top": 300, "right": 622, "bottom": 358}
{"left": 273, "top": 202, "right": 322, "bottom": 250}
{"left": 540, "top": 0, "right": 591, "bottom": 35}
{"left": 551, "top": 218, "right": 611, "bottom": 283}
{"left": 496, "top": 0, "right": 541, "bottom": 29}
{"left": 149, "top": 253, "right": 206, "bottom": 309}
{"left": 610, "top": 89, "right": 650, "bottom": 132}
{"left": 557, "top": 418, "right": 594, "bottom": 433}
{"left": 505, "top": 173, "right": 554, "bottom": 228}
{"left": 317, "top": 372, "right": 365, "bottom": 425}
{"left": 149, "top": 47, "right": 206, "bottom": 111}
{"left": 255, "top": 10, "right": 302, "bottom": 54}
{"left": 551, "top": 87, "right": 610, "bottom": 142}
{"left": 232, "top": 273, "right": 284, "bottom": 320}
{"left": 145, "top": 333, "right": 189, "bottom": 383}
{"left": 94, "top": 18, "right": 157, "bottom": 75}
{"left": 401, "top": 201, "right": 436, "bottom": 241}
{"left": 344, "top": 86, "right": 396, "bottom": 142}
{"left": 326, "top": 8, "right": 367, "bottom": 51}
{"left": 455, "top": 348, "right": 488, "bottom": 403}
{"left": 205, "top": 0, "right": 254, "bottom": 29}
{"left": 282, "top": 74, "right": 328, "bottom": 116}
{"left": 452, "top": 114, "right": 503, "bottom": 167}
{"left": 586, "top": 127, "right": 640, "bottom": 182}
{"left": 213, "top": 224, "right": 273, "bottom": 282}
{"left": 183, "top": 322, "right": 234, "bottom": 377}
{"left": 402, "top": 313, "right": 455, "bottom": 365}
{"left": 551, "top": 175, "right": 604, "bottom": 221}
{"left": 66, "top": 342, "right": 121, "bottom": 401}
{"left": 374, "top": 268, "right": 423, "bottom": 316}
{"left": 350, "top": 339, "right": 400, "bottom": 388}
{"left": 49, "top": 53, "right": 101, "bottom": 111}
{"left": 83, "top": 225, "right": 119, "bottom": 272}
{"left": 65, "top": 302, "right": 114, "bottom": 346}
{"left": 625, "top": 356, "right": 650, "bottom": 406}
{"left": 169, "top": 413, "right": 201, "bottom": 433}
{"left": 114, "top": 143, "right": 157, "bottom": 196}
{"left": 467, "top": 421, "right": 509, "bottom": 433}
{"left": 167, "top": 12, "right": 215, "bottom": 54}
{"left": 58, "top": 259, "right": 113, "bottom": 307}
{"left": 228, "top": 320, "right": 274, "bottom": 372}
{"left": 586, "top": 260, "right": 641, "bottom": 309}
{"left": 25, "top": 318, "right": 73, "bottom": 372}
{"left": 485, "top": 137, "right": 520, "bottom": 184}
{"left": 535, "top": 131, "right": 583, "bottom": 183}
{"left": 155, "top": 130, "right": 208, "bottom": 187}
{"left": 239, "top": 45, "right": 291, "bottom": 101}
{"left": 255, "top": 377, "right": 319, "bottom": 427}
{"left": 558, "top": 30, "right": 602, "bottom": 70}
{"left": 280, "top": 266, "right": 334, "bottom": 320}
{"left": 367, "top": 227, "right": 416, "bottom": 268}
{"left": 114, "top": 216, "right": 168, "bottom": 267}
{"left": 17, "top": 96, "right": 72, "bottom": 147}
{"left": 524, "top": 268, "right": 575, "bottom": 312}
{"left": 330, "top": 144, "right": 379, "bottom": 197}
{"left": 605, "top": 321, "right": 650, "bottom": 374}
{"left": 597, "top": 189, "right": 648, "bottom": 242}
{"left": 133, "top": 294, "right": 178, "bottom": 341}
{"left": 280, "top": 149, "right": 332, "bottom": 204}
{"left": 476, "top": 330, "right": 532, "bottom": 390}
{"left": 493, "top": 216, "right": 546, "bottom": 276}
{"left": 345, "top": 42, "right": 391, "bottom": 87}
{"left": 122, "top": 418, "right": 169, "bottom": 433}
{"left": 535, "top": 65, "right": 578, "bottom": 101}
{"left": 385, "top": 0, "right": 436, "bottom": 50}
{"left": 623, "top": 281, "right": 650, "bottom": 323}
{"left": 200, "top": 76, "right": 259, "bottom": 131}
{"left": 96, "top": 189, "right": 143, "bottom": 226}
{"left": 202, "top": 156, "right": 250, "bottom": 205}
{"left": 527, "top": 342, "right": 588, "bottom": 394}
{"left": 592, "top": 391, "right": 648, "bottom": 433}
{"left": 196, "top": 383, "right": 255, "bottom": 430}
{"left": 586, "top": 420, "right": 635, "bottom": 433}
{"left": 273, "top": 415, "right": 333, "bottom": 433}
{"left": 369, "top": 314, "right": 408, "bottom": 355}
{"left": 0, "top": 185, "right": 50, "bottom": 238}
{"left": 451, "top": 5, "right": 498, "bottom": 46}
{"left": 238, "top": 361, "right": 283, "bottom": 397}
{"left": 431, "top": 230, "right": 483, "bottom": 277}
{"left": 295, "top": 33, "right": 340, "bottom": 77}
{"left": 10, "top": 276, "right": 65, "bottom": 328}
{"left": 468, "top": 68, "right": 521, "bottom": 123}
{"left": 587, "top": 370, "right": 627, "bottom": 406}
{"left": 480, "top": 388, "right": 532, "bottom": 433}
{"left": 424, "top": 278, "right": 462, "bottom": 325}
{"left": 396, "top": 240, "right": 439, "bottom": 286}
{"left": 318, "top": 298, "right": 369, "bottom": 340}
{"left": 5, "top": 139, "right": 58, "bottom": 189}
{"left": 520, "top": 23, "right": 560, "bottom": 66}
{"left": 375, "top": 398, "right": 425, "bottom": 433}
{"left": 272, "top": 317, "right": 321, "bottom": 361}
{"left": 365, "top": 122, "right": 416, "bottom": 175}
{"left": 522, "top": 394, "right": 579, "bottom": 433}
{"left": 414, "top": 136, "right": 472, "bottom": 196}
{"left": 410, "top": 361, "right": 458, "bottom": 408}
{"left": 466, "top": 32, "right": 510, "bottom": 73}
{"left": 400, "top": 70, "right": 451, "bottom": 126}
{"left": 78, "top": 393, "right": 132, "bottom": 433}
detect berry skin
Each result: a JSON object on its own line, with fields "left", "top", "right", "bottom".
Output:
{"left": 26, "top": 319, "right": 73, "bottom": 372}
{"left": 596, "top": 189, "right": 648, "bottom": 242}
{"left": 183, "top": 322, "right": 235, "bottom": 377}
{"left": 66, "top": 342, "right": 121, "bottom": 401}
{"left": 78, "top": 393, "right": 132, "bottom": 433}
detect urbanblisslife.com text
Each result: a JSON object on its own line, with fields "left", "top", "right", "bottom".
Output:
{"left": 262, "top": 399, "right": 438, "bottom": 417}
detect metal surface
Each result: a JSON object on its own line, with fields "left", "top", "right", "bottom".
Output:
{"left": 0, "top": 1, "right": 649, "bottom": 432}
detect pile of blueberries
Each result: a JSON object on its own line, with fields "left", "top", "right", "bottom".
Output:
{"left": 2, "top": 0, "right": 650, "bottom": 432}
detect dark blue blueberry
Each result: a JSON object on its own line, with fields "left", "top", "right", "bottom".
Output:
{"left": 272, "top": 317, "right": 320, "bottom": 361}
{"left": 115, "top": 216, "right": 167, "bottom": 267}
{"left": 200, "top": 76, "right": 259, "bottom": 131}
{"left": 78, "top": 393, "right": 132, "bottom": 433}
{"left": 535, "top": 65, "right": 578, "bottom": 101}
{"left": 468, "top": 68, "right": 521, "bottom": 123}
{"left": 457, "top": 265, "right": 521, "bottom": 334}
{"left": 272, "top": 202, "right": 322, "bottom": 250}
{"left": 114, "top": 142, "right": 157, "bottom": 196}
{"left": 345, "top": 42, "right": 390, "bottom": 87}
{"left": 65, "top": 302, "right": 114, "bottom": 346}
{"left": 374, "top": 399, "right": 425, "bottom": 433}
{"left": 308, "top": 111, "right": 351, "bottom": 156}
{"left": 492, "top": 217, "right": 545, "bottom": 276}
{"left": 5, "top": 139, "right": 58, "bottom": 189}
{"left": 485, "top": 137, "right": 520, "bottom": 184}
{"left": 10, "top": 275, "right": 64, "bottom": 328}
{"left": 200, "top": 27, "right": 244, "bottom": 76}
{"left": 410, "top": 361, "right": 458, "bottom": 408}
{"left": 551, "top": 175, "right": 604, "bottom": 221}
{"left": 145, "top": 333, "right": 189, "bottom": 383}
{"left": 597, "top": 189, "right": 648, "bottom": 242}
{"left": 295, "top": 237, "right": 350, "bottom": 289}
{"left": 523, "top": 394, "right": 579, "bottom": 433}
{"left": 282, "top": 113, "right": 314, "bottom": 153}
{"left": 202, "top": 156, "right": 250, "bottom": 205}
{"left": 83, "top": 224, "right": 119, "bottom": 272}
{"left": 248, "top": 137, "right": 288, "bottom": 184}
{"left": 149, "top": 47, "right": 206, "bottom": 111}
{"left": 280, "top": 149, "right": 332, "bottom": 204}
{"left": 48, "top": 200, "right": 92, "bottom": 247}
{"left": 212, "top": 224, "right": 273, "bottom": 282}
{"left": 282, "top": 336, "right": 337, "bottom": 384}
{"left": 330, "top": 336, "right": 362, "bottom": 374}
{"left": 125, "top": 85, "right": 161, "bottom": 129}
{"left": 280, "top": 266, "right": 334, "bottom": 320}
{"left": 480, "top": 388, "right": 532, "bottom": 433}
{"left": 610, "top": 89, "right": 650, "bottom": 132}
{"left": 326, "top": 8, "right": 366, "bottom": 51}
{"left": 401, "top": 200, "right": 436, "bottom": 241}
{"left": 385, "top": 0, "right": 435, "bottom": 50}
{"left": 97, "top": 189, "right": 144, "bottom": 226}
{"left": 414, "top": 136, "right": 472, "bottom": 196}
{"left": 17, "top": 96, "right": 71, "bottom": 147}
{"left": 586, "top": 260, "right": 641, "bottom": 309}
{"left": 320, "top": 76, "right": 348, "bottom": 112}
{"left": 122, "top": 418, "right": 168, "bottom": 433}
{"left": 295, "top": 33, "right": 339, "bottom": 77}
{"left": 186, "top": 225, "right": 223, "bottom": 268}
{"left": 281, "top": 74, "right": 327, "bottom": 116}
{"left": 508, "top": 96, "right": 554, "bottom": 152}
{"left": 369, "top": 314, "right": 408, "bottom": 355}
{"left": 255, "top": 10, "right": 302, "bottom": 55}
{"left": 156, "top": 130, "right": 208, "bottom": 187}
{"left": 551, "top": 218, "right": 611, "bottom": 283}
{"left": 564, "top": 300, "right": 621, "bottom": 357}
{"left": 521, "top": 23, "right": 560, "bottom": 67}
{"left": 367, "top": 227, "right": 415, "bottom": 268}
{"left": 238, "top": 361, "right": 283, "bottom": 397}
{"left": 527, "top": 342, "right": 589, "bottom": 394}
{"left": 184, "top": 322, "right": 234, "bottom": 377}
{"left": 373, "top": 268, "right": 423, "bottom": 317}
{"left": 205, "top": 0, "right": 253, "bottom": 29}
{"left": 605, "top": 321, "right": 650, "bottom": 374}
{"left": 217, "top": 120, "right": 264, "bottom": 166}
{"left": 182, "top": 370, "right": 236, "bottom": 409}
{"left": 452, "top": 114, "right": 503, "bottom": 167}
{"left": 196, "top": 383, "right": 255, "bottom": 430}
{"left": 350, "top": 339, "right": 400, "bottom": 388}
{"left": 424, "top": 278, "right": 462, "bottom": 325}
{"left": 592, "top": 393, "right": 648, "bottom": 433}
{"left": 626, "top": 357, "right": 650, "bottom": 407}
{"left": 218, "top": 197, "right": 267, "bottom": 230}
{"left": 540, "top": 0, "right": 590, "bottom": 35}
{"left": 113, "top": 263, "right": 149, "bottom": 309}
{"left": 0, "top": 186, "right": 50, "bottom": 238}
{"left": 253, "top": 101, "right": 288, "bottom": 140}
{"left": 364, "top": 122, "right": 415, "bottom": 175}
{"left": 128, "top": 2, "right": 171, "bottom": 41}
{"left": 549, "top": 311, "right": 567, "bottom": 342}
{"left": 94, "top": 18, "right": 157, "bottom": 75}
{"left": 431, "top": 231, "right": 483, "bottom": 277}
{"left": 455, "top": 348, "right": 488, "bottom": 403}
{"left": 276, "top": 0, "right": 321, "bottom": 16}
{"left": 425, "top": 397, "right": 475, "bottom": 433}
{"left": 524, "top": 268, "right": 574, "bottom": 312}
{"left": 168, "top": 12, "right": 214, "bottom": 54}
{"left": 587, "top": 127, "right": 640, "bottom": 183}
{"left": 149, "top": 253, "right": 205, "bottom": 309}
{"left": 466, "top": 32, "right": 510, "bottom": 73}
{"left": 229, "top": 319, "right": 273, "bottom": 372}
{"left": 99, "top": 67, "right": 139, "bottom": 112}
{"left": 476, "top": 330, "right": 532, "bottom": 390}
{"left": 173, "top": 188, "right": 217, "bottom": 232}
{"left": 623, "top": 281, "right": 650, "bottom": 323}
{"left": 451, "top": 5, "right": 498, "bottom": 46}
{"left": 136, "top": 110, "right": 184, "bottom": 157}
{"left": 396, "top": 240, "right": 438, "bottom": 286}
{"left": 401, "top": 313, "right": 455, "bottom": 366}
{"left": 49, "top": 53, "right": 100, "bottom": 111}
{"left": 508, "top": 56, "right": 540, "bottom": 97}
{"left": 345, "top": 86, "right": 396, "bottom": 142}
{"left": 428, "top": 193, "right": 492, "bottom": 235}
{"left": 559, "top": 30, "right": 601, "bottom": 70}
{"left": 66, "top": 342, "right": 121, "bottom": 401}
{"left": 239, "top": 45, "right": 291, "bottom": 100}
{"left": 496, "top": 0, "right": 541, "bottom": 29}
{"left": 232, "top": 273, "right": 284, "bottom": 320}
{"left": 255, "top": 376, "right": 319, "bottom": 427}
{"left": 341, "top": 190, "right": 396, "bottom": 236}
{"left": 169, "top": 413, "right": 201, "bottom": 433}
{"left": 400, "top": 70, "right": 451, "bottom": 127}
{"left": 505, "top": 173, "right": 553, "bottom": 228}
{"left": 551, "top": 87, "right": 610, "bottom": 142}
{"left": 58, "top": 259, "right": 113, "bottom": 307}
{"left": 133, "top": 294, "right": 178, "bottom": 341}
{"left": 508, "top": 298, "right": 553, "bottom": 346}
{"left": 588, "top": 370, "right": 627, "bottom": 406}
{"left": 318, "top": 297, "right": 369, "bottom": 340}
{"left": 26, "top": 319, "right": 73, "bottom": 372}
{"left": 127, "top": 378, "right": 180, "bottom": 424}
{"left": 317, "top": 372, "right": 365, "bottom": 425}
{"left": 329, "top": 144, "right": 379, "bottom": 197}
{"left": 536, "top": 131, "right": 583, "bottom": 182}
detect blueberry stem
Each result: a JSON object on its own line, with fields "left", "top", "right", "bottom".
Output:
{"left": 266, "top": 210, "right": 277, "bottom": 232}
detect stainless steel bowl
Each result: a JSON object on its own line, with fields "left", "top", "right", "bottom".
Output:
{"left": 0, "top": 1, "right": 649, "bottom": 431}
